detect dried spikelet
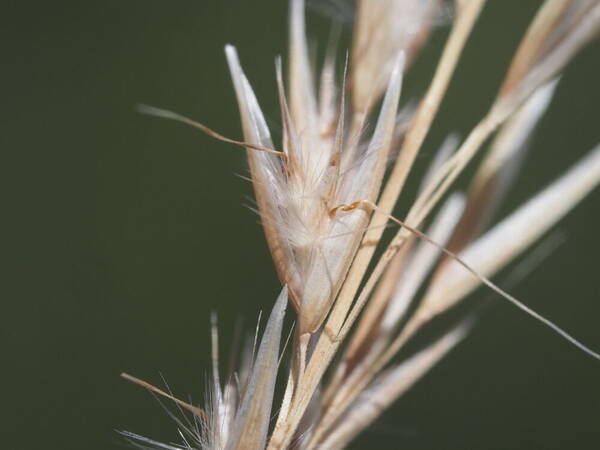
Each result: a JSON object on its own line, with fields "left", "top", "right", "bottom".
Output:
{"left": 225, "top": 288, "right": 288, "bottom": 450}
{"left": 499, "top": 0, "right": 599, "bottom": 97}
{"left": 320, "top": 319, "right": 472, "bottom": 449}
{"left": 422, "top": 144, "right": 600, "bottom": 319}
{"left": 227, "top": 0, "right": 405, "bottom": 334}
{"left": 446, "top": 79, "right": 559, "bottom": 252}
{"left": 350, "top": 0, "right": 442, "bottom": 116}
{"left": 127, "top": 1, "right": 600, "bottom": 449}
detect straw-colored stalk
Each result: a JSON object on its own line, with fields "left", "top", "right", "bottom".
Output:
{"left": 124, "top": 1, "right": 600, "bottom": 449}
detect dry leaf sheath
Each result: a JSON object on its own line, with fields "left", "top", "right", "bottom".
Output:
{"left": 125, "top": 0, "right": 600, "bottom": 449}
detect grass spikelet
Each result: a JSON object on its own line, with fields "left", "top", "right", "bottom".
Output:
{"left": 126, "top": 1, "right": 600, "bottom": 448}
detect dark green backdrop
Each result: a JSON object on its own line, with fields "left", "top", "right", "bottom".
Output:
{"left": 4, "top": 1, "right": 599, "bottom": 449}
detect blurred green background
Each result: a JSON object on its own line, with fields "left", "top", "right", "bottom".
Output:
{"left": 4, "top": 1, "right": 599, "bottom": 449}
